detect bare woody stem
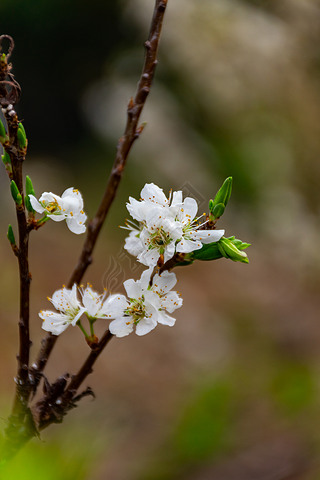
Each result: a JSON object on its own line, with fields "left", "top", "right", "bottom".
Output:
{"left": 31, "top": 0, "right": 169, "bottom": 391}
{"left": 0, "top": 36, "right": 33, "bottom": 454}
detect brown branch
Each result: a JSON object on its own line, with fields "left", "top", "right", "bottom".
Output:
{"left": 0, "top": 42, "right": 33, "bottom": 458}
{"left": 31, "top": 0, "right": 169, "bottom": 392}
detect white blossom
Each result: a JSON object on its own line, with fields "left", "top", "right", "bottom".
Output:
{"left": 29, "top": 187, "right": 87, "bottom": 234}
{"left": 123, "top": 183, "right": 224, "bottom": 266}
{"left": 40, "top": 285, "right": 85, "bottom": 335}
{"left": 109, "top": 268, "right": 183, "bottom": 338}
{"left": 80, "top": 285, "right": 127, "bottom": 320}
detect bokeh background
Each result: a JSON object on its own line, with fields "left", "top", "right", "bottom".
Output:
{"left": 1, "top": 0, "right": 320, "bottom": 478}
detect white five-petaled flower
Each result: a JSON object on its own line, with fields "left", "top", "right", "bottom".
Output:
{"left": 29, "top": 187, "right": 87, "bottom": 234}
{"left": 109, "top": 268, "right": 183, "bottom": 338}
{"left": 123, "top": 183, "right": 224, "bottom": 266}
{"left": 40, "top": 285, "right": 85, "bottom": 335}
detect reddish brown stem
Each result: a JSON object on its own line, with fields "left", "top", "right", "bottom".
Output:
{"left": 0, "top": 41, "right": 33, "bottom": 458}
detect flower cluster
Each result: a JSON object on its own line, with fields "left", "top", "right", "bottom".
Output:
{"left": 123, "top": 183, "right": 224, "bottom": 267}
{"left": 29, "top": 187, "right": 87, "bottom": 234}
{"left": 40, "top": 284, "right": 126, "bottom": 335}
{"left": 38, "top": 181, "right": 249, "bottom": 340}
{"left": 40, "top": 269, "right": 182, "bottom": 338}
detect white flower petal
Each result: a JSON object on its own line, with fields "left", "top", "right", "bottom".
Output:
{"left": 138, "top": 248, "right": 159, "bottom": 267}
{"left": 124, "top": 231, "right": 144, "bottom": 257}
{"left": 135, "top": 316, "right": 157, "bottom": 336}
{"left": 62, "top": 187, "right": 84, "bottom": 211}
{"left": 191, "top": 229, "right": 224, "bottom": 243}
{"left": 140, "top": 183, "right": 168, "bottom": 206}
{"left": 160, "top": 291, "right": 183, "bottom": 313}
{"left": 126, "top": 197, "right": 149, "bottom": 222}
{"left": 180, "top": 197, "right": 198, "bottom": 222}
{"left": 176, "top": 238, "right": 202, "bottom": 253}
{"left": 144, "top": 291, "right": 161, "bottom": 311}
{"left": 39, "top": 192, "right": 62, "bottom": 204}
{"left": 123, "top": 278, "right": 142, "bottom": 299}
{"left": 40, "top": 311, "right": 70, "bottom": 335}
{"left": 28, "top": 195, "right": 45, "bottom": 214}
{"left": 163, "top": 241, "right": 176, "bottom": 263}
{"left": 66, "top": 216, "right": 86, "bottom": 234}
{"left": 153, "top": 271, "right": 177, "bottom": 295}
{"left": 51, "top": 285, "right": 81, "bottom": 313}
{"left": 47, "top": 213, "right": 66, "bottom": 222}
{"left": 101, "top": 294, "right": 128, "bottom": 318}
{"left": 70, "top": 307, "right": 86, "bottom": 326}
{"left": 81, "top": 286, "right": 102, "bottom": 317}
{"left": 109, "top": 317, "right": 134, "bottom": 337}
{"left": 139, "top": 268, "right": 153, "bottom": 290}
{"left": 171, "top": 190, "right": 183, "bottom": 206}
{"left": 157, "top": 311, "right": 176, "bottom": 327}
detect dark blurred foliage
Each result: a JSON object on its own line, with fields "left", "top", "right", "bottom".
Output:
{"left": 0, "top": 0, "right": 138, "bottom": 154}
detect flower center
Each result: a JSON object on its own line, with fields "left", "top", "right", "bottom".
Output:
{"left": 125, "top": 298, "right": 146, "bottom": 324}
{"left": 148, "top": 228, "right": 172, "bottom": 251}
{"left": 43, "top": 200, "right": 60, "bottom": 214}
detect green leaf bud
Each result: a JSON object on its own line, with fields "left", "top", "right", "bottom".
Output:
{"left": 1, "top": 151, "right": 11, "bottom": 165}
{"left": 18, "top": 122, "right": 26, "bottom": 137}
{"left": 17, "top": 126, "right": 27, "bottom": 149}
{"left": 25, "top": 195, "right": 33, "bottom": 213}
{"left": 25, "top": 176, "right": 35, "bottom": 212}
{"left": 210, "top": 177, "right": 233, "bottom": 214}
{"left": 10, "top": 180, "right": 23, "bottom": 205}
{"left": 0, "top": 118, "right": 6, "bottom": 143}
{"left": 25, "top": 175, "right": 35, "bottom": 196}
{"left": 211, "top": 202, "right": 225, "bottom": 220}
{"left": 10, "top": 180, "right": 20, "bottom": 202}
{"left": 218, "top": 237, "right": 249, "bottom": 264}
{"left": 16, "top": 193, "right": 23, "bottom": 206}
{"left": 7, "top": 224, "right": 16, "bottom": 245}
{"left": 232, "top": 238, "right": 251, "bottom": 250}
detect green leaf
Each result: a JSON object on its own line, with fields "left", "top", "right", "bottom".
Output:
{"left": 192, "top": 242, "right": 223, "bottom": 261}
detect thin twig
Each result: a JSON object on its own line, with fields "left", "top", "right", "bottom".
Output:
{"left": 31, "top": 0, "right": 169, "bottom": 395}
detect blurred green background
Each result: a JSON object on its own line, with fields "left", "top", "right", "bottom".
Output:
{"left": 1, "top": 0, "right": 320, "bottom": 478}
